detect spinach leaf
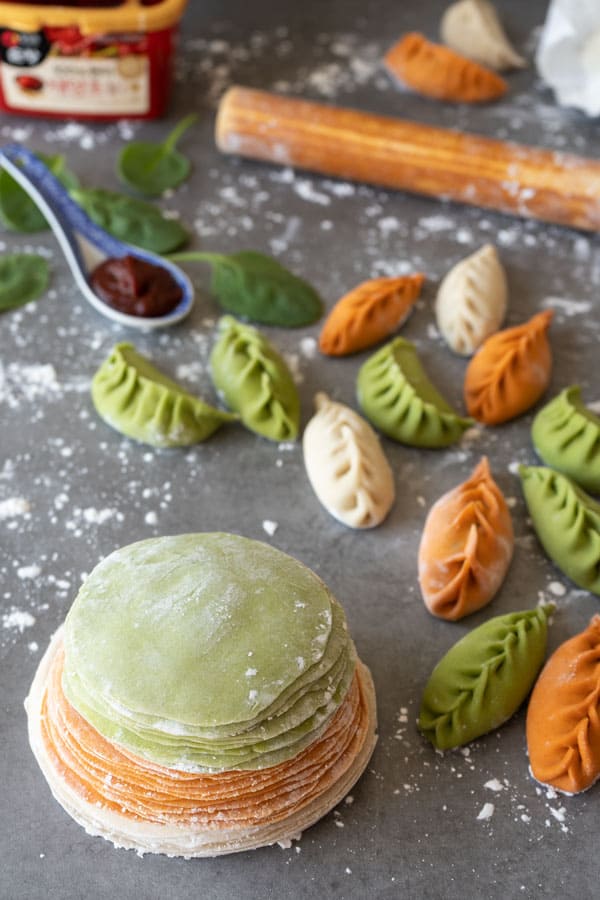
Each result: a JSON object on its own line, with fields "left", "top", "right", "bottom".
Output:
{"left": 0, "top": 154, "right": 79, "bottom": 233}
{"left": 117, "top": 114, "right": 197, "bottom": 197}
{"left": 70, "top": 188, "right": 188, "bottom": 254}
{"left": 0, "top": 254, "right": 50, "bottom": 312}
{"left": 170, "top": 251, "right": 323, "bottom": 327}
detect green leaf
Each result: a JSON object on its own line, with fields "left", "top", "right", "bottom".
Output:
{"left": 419, "top": 605, "right": 553, "bottom": 750}
{"left": 0, "top": 253, "right": 50, "bottom": 312}
{"left": 0, "top": 154, "right": 79, "bottom": 233}
{"left": 117, "top": 114, "right": 197, "bottom": 197}
{"left": 70, "top": 188, "right": 188, "bottom": 255}
{"left": 170, "top": 251, "right": 323, "bottom": 327}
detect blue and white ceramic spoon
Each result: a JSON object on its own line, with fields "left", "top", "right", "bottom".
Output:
{"left": 0, "top": 144, "right": 194, "bottom": 330}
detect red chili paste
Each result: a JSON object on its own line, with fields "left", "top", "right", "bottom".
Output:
{"left": 90, "top": 254, "right": 182, "bottom": 318}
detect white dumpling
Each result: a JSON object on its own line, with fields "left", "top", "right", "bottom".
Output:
{"left": 435, "top": 244, "right": 508, "bottom": 356}
{"left": 440, "top": 0, "right": 525, "bottom": 71}
{"left": 303, "top": 392, "right": 395, "bottom": 529}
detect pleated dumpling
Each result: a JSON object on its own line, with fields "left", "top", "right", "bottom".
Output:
{"left": 440, "top": 0, "right": 526, "bottom": 71}
{"left": 357, "top": 337, "right": 472, "bottom": 448}
{"left": 418, "top": 457, "right": 513, "bottom": 621}
{"left": 436, "top": 244, "right": 507, "bottom": 356}
{"left": 531, "top": 386, "right": 600, "bottom": 494}
{"left": 464, "top": 310, "right": 553, "bottom": 425}
{"left": 210, "top": 316, "right": 300, "bottom": 442}
{"left": 520, "top": 465, "right": 600, "bottom": 596}
{"left": 384, "top": 32, "right": 507, "bottom": 103}
{"left": 419, "top": 605, "right": 553, "bottom": 750}
{"left": 319, "top": 273, "right": 424, "bottom": 357}
{"left": 527, "top": 615, "right": 600, "bottom": 795}
{"left": 303, "top": 392, "right": 395, "bottom": 529}
{"left": 91, "top": 343, "right": 236, "bottom": 447}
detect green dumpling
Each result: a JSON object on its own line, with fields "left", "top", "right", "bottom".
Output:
{"left": 356, "top": 337, "right": 472, "bottom": 448}
{"left": 210, "top": 316, "right": 300, "bottom": 442}
{"left": 520, "top": 465, "right": 600, "bottom": 595}
{"left": 531, "top": 386, "right": 600, "bottom": 494}
{"left": 91, "top": 342, "right": 235, "bottom": 447}
{"left": 62, "top": 533, "right": 357, "bottom": 771}
{"left": 419, "top": 606, "right": 552, "bottom": 750}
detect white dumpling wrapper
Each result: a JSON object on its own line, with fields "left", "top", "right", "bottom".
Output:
{"left": 440, "top": 0, "right": 525, "bottom": 71}
{"left": 303, "top": 393, "right": 395, "bottom": 529}
{"left": 435, "top": 244, "right": 508, "bottom": 357}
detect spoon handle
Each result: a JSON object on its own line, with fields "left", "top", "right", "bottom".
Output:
{"left": 0, "top": 144, "right": 125, "bottom": 260}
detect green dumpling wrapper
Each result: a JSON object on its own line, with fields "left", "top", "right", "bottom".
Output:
{"left": 520, "top": 465, "right": 600, "bottom": 596}
{"left": 210, "top": 316, "right": 300, "bottom": 442}
{"left": 62, "top": 533, "right": 356, "bottom": 771}
{"left": 356, "top": 337, "right": 472, "bottom": 448}
{"left": 63, "top": 613, "right": 355, "bottom": 771}
{"left": 91, "top": 342, "right": 235, "bottom": 448}
{"left": 419, "top": 606, "right": 552, "bottom": 750}
{"left": 531, "top": 386, "right": 600, "bottom": 494}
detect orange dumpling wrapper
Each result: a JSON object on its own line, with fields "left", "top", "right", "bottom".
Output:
{"left": 319, "top": 274, "right": 425, "bottom": 356}
{"left": 41, "top": 643, "right": 371, "bottom": 827}
{"left": 527, "top": 615, "right": 600, "bottom": 795}
{"left": 384, "top": 32, "right": 507, "bottom": 103}
{"left": 418, "top": 457, "right": 514, "bottom": 621}
{"left": 464, "top": 310, "right": 553, "bottom": 425}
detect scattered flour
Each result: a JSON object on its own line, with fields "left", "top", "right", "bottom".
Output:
{"left": 484, "top": 779, "right": 504, "bottom": 793}
{"left": 0, "top": 497, "right": 30, "bottom": 520}
{"left": 0, "top": 363, "right": 59, "bottom": 409}
{"left": 82, "top": 508, "right": 116, "bottom": 525}
{"left": 17, "top": 564, "right": 41, "bottom": 580}
{"left": 547, "top": 581, "right": 567, "bottom": 597}
{"left": 378, "top": 216, "right": 402, "bottom": 238}
{"left": 542, "top": 297, "right": 593, "bottom": 316}
{"left": 417, "top": 214, "right": 456, "bottom": 233}
{"left": 477, "top": 802, "right": 495, "bottom": 821}
{"left": 3, "top": 609, "right": 36, "bottom": 632}
{"left": 175, "top": 361, "right": 205, "bottom": 383}
{"left": 294, "top": 179, "right": 331, "bottom": 206}
{"left": 299, "top": 337, "right": 317, "bottom": 359}
{"left": 460, "top": 427, "right": 484, "bottom": 446}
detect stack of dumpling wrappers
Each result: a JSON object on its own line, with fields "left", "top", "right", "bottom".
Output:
{"left": 26, "top": 533, "right": 377, "bottom": 857}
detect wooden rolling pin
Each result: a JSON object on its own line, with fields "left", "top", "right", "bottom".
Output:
{"left": 216, "top": 86, "right": 600, "bottom": 232}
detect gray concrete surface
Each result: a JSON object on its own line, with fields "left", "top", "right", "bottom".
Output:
{"left": 2, "top": 1, "right": 599, "bottom": 898}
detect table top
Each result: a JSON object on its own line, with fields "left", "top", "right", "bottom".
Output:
{"left": 2, "top": 1, "right": 599, "bottom": 898}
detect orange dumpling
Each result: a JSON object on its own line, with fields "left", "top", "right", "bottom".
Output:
{"left": 527, "top": 615, "right": 600, "bottom": 795}
{"left": 418, "top": 457, "right": 514, "bottom": 621}
{"left": 464, "top": 310, "right": 553, "bottom": 425}
{"left": 384, "top": 32, "right": 507, "bottom": 103}
{"left": 319, "top": 274, "right": 425, "bottom": 356}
